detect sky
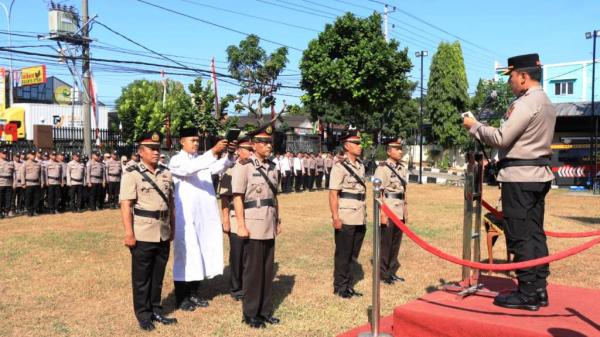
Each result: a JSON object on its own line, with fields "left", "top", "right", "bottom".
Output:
{"left": 1, "top": 0, "right": 599, "bottom": 112}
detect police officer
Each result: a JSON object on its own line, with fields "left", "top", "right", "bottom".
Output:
{"left": 221, "top": 139, "right": 254, "bottom": 301}
{"left": 67, "top": 152, "right": 86, "bottom": 212}
{"left": 0, "top": 149, "right": 16, "bottom": 218}
{"left": 374, "top": 138, "right": 408, "bottom": 285}
{"left": 106, "top": 151, "right": 123, "bottom": 209}
{"left": 87, "top": 151, "right": 106, "bottom": 211}
{"left": 120, "top": 131, "right": 177, "bottom": 331}
{"left": 232, "top": 131, "right": 281, "bottom": 328}
{"left": 328, "top": 130, "right": 366, "bottom": 299}
{"left": 463, "top": 53, "right": 556, "bottom": 311}
{"left": 45, "top": 151, "right": 64, "bottom": 214}
{"left": 12, "top": 152, "right": 24, "bottom": 215}
{"left": 57, "top": 152, "right": 69, "bottom": 212}
{"left": 20, "top": 151, "right": 44, "bottom": 216}
{"left": 314, "top": 152, "right": 325, "bottom": 190}
{"left": 324, "top": 153, "right": 334, "bottom": 188}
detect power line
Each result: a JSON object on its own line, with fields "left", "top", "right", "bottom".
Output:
{"left": 179, "top": 0, "right": 320, "bottom": 33}
{"left": 134, "top": 0, "right": 304, "bottom": 52}
{"left": 255, "top": 0, "right": 336, "bottom": 20}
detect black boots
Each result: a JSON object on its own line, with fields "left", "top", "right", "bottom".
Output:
{"left": 494, "top": 282, "right": 548, "bottom": 311}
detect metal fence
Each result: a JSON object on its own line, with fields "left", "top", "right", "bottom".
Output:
{"left": 52, "top": 127, "right": 131, "bottom": 155}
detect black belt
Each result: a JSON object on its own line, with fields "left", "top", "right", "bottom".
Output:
{"left": 25, "top": 179, "right": 39, "bottom": 183}
{"left": 71, "top": 178, "right": 83, "bottom": 182}
{"left": 0, "top": 175, "right": 12, "bottom": 179}
{"left": 108, "top": 173, "right": 121, "bottom": 177}
{"left": 134, "top": 208, "right": 169, "bottom": 220}
{"left": 384, "top": 191, "right": 405, "bottom": 200}
{"left": 339, "top": 191, "right": 366, "bottom": 201}
{"left": 91, "top": 175, "right": 103, "bottom": 179}
{"left": 498, "top": 157, "right": 551, "bottom": 169}
{"left": 48, "top": 176, "right": 60, "bottom": 180}
{"left": 243, "top": 198, "right": 275, "bottom": 209}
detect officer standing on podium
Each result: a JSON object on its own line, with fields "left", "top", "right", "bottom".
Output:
{"left": 328, "top": 130, "right": 366, "bottom": 299}
{"left": 463, "top": 53, "right": 556, "bottom": 311}
{"left": 374, "top": 138, "right": 408, "bottom": 285}
{"left": 120, "top": 131, "right": 177, "bottom": 331}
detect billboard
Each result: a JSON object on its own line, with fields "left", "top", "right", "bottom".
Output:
{"left": 20, "top": 65, "right": 47, "bottom": 86}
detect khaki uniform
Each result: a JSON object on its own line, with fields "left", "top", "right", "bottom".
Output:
{"left": 86, "top": 159, "right": 106, "bottom": 210}
{"left": 67, "top": 160, "right": 86, "bottom": 211}
{"left": 469, "top": 85, "right": 556, "bottom": 292}
{"left": 0, "top": 159, "right": 16, "bottom": 215}
{"left": 120, "top": 161, "right": 173, "bottom": 323}
{"left": 120, "top": 163, "right": 172, "bottom": 242}
{"left": 329, "top": 159, "right": 367, "bottom": 225}
{"left": 374, "top": 158, "right": 408, "bottom": 281}
{"left": 324, "top": 157, "right": 334, "bottom": 188}
{"left": 45, "top": 160, "right": 63, "bottom": 212}
{"left": 106, "top": 158, "right": 123, "bottom": 208}
{"left": 231, "top": 154, "right": 279, "bottom": 320}
{"left": 13, "top": 159, "right": 24, "bottom": 213}
{"left": 20, "top": 159, "right": 44, "bottom": 216}
{"left": 315, "top": 156, "right": 325, "bottom": 189}
{"left": 329, "top": 158, "right": 367, "bottom": 293}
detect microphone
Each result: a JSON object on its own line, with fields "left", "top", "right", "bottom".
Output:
{"left": 481, "top": 90, "right": 498, "bottom": 109}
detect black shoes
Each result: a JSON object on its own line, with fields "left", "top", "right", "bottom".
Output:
{"left": 260, "top": 314, "right": 281, "bottom": 325}
{"left": 189, "top": 296, "right": 209, "bottom": 308}
{"left": 493, "top": 290, "right": 540, "bottom": 311}
{"left": 348, "top": 288, "right": 363, "bottom": 297}
{"left": 230, "top": 293, "right": 244, "bottom": 301}
{"left": 151, "top": 313, "right": 177, "bottom": 325}
{"left": 383, "top": 277, "right": 395, "bottom": 285}
{"left": 334, "top": 289, "right": 353, "bottom": 299}
{"left": 536, "top": 288, "right": 549, "bottom": 307}
{"left": 138, "top": 320, "right": 155, "bottom": 331}
{"left": 178, "top": 298, "right": 198, "bottom": 312}
{"left": 391, "top": 274, "right": 405, "bottom": 282}
{"left": 243, "top": 316, "right": 266, "bottom": 329}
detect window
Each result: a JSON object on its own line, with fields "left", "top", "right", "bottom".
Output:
{"left": 554, "top": 81, "right": 574, "bottom": 95}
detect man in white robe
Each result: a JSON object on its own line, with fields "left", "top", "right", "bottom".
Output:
{"left": 169, "top": 128, "right": 235, "bottom": 311}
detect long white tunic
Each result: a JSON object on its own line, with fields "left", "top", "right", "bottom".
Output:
{"left": 169, "top": 150, "right": 235, "bottom": 281}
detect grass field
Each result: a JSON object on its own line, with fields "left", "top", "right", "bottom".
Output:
{"left": 1, "top": 184, "right": 599, "bottom": 337}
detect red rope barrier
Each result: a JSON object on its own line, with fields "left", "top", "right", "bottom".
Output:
{"left": 381, "top": 203, "right": 600, "bottom": 271}
{"left": 480, "top": 199, "right": 600, "bottom": 238}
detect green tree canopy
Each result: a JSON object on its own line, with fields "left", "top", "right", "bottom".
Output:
{"left": 116, "top": 79, "right": 191, "bottom": 144}
{"left": 425, "top": 41, "right": 470, "bottom": 148}
{"left": 226, "top": 34, "right": 288, "bottom": 126}
{"left": 300, "top": 12, "right": 416, "bottom": 139}
{"left": 471, "top": 78, "right": 514, "bottom": 126}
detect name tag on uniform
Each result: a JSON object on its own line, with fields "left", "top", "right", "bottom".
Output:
{"left": 252, "top": 172, "right": 262, "bottom": 177}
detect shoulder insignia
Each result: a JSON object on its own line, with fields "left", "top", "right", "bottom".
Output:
{"left": 126, "top": 165, "right": 139, "bottom": 172}
{"left": 378, "top": 161, "right": 385, "bottom": 166}
{"left": 239, "top": 158, "right": 252, "bottom": 165}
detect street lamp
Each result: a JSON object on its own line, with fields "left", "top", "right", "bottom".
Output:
{"left": 586, "top": 30, "right": 599, "bottom": 193}
{"left": 415, "top": 50, "right": 428, "bottom": 184}
{"left": 0, "top": 0, "right": 16, "bottom": 106}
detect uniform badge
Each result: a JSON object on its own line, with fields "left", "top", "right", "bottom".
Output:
{"left": 151, "top": 132, "right": 160, "bottom": 142}
{"left": 256, "top": 186, "right": 262, "bottom": 193}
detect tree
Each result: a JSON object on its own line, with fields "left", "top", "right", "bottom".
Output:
{"left": 285, "top": 104, "right": 310, "bottom": 116}
{"left": 300, "top": 12, "right": 415, "bottom": 139}
{"left": 172, "top": 77, "right": 237, "bottom": 137}
{"left": 425, "top": 41, "right": 470, "bottom": 148}
{"left": 116, "top": 79, "right": 192, "bottom": 144}
{"left": 471, "top": 78, "right": 514, "bottom": 126}
{"left": 226, "top": 34, "right": 288, "bottom": 127}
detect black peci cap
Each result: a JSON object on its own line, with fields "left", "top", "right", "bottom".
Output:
{"left": 500, "top": 53, "right": 541, "bottom": 75}
{"left": 179, "top": 127, "right": 199, "bottom": 138}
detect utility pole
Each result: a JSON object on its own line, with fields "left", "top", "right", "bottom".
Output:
{"left": 82, "top": 0, "right": 91, "bottom": 156}
{"left": 586, "top": 30, "right": 598, "bottom": 193}
{"left": 415, "top": 51, "right": 428, "bottom": 184}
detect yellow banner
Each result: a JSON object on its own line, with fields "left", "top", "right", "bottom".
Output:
{"left": 551, "top": 144, "right": 590, "bottom": 150}
{"left": 21, "top": 65, "right": 47, "bottom": 86}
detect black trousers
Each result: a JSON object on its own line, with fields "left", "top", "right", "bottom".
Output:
{"left": 380, "top": 220, "right": 404, "bottom": 279}
{"left": 501, "top": 181, "right": 551, "bottom": 291}
{"left": 60, "top": 185, "right": 69, "bottom": 211}
{"left": 0, "top": 186, "right": 12, "bottom": 214}
{"left": 24, "top": 185, "right": 41, "bottom": 215}
{"left": 333, "top": 224, "right": 366, "bottom": 292}
{"left": 12, "top": 187, "right": 23, "bottom": 212}
{"left": 229, "top": 233, "right": 246, "bottom": 298}
{"left": 174, "top": 280, "right": 202, "bottom": 306}
{"left": 325, "top": 171, "right": 331, "bottom": 189}
{"left": 89, "top": 183, "right": 104, "bottom": 210}
{"left": 315, "top": 171, "right": 324, "bottom": 189}
{"left": 69, "top": 185, "right": 84, "bottom": 211}
{"left": 242, "top": 239, "right": 275, "bottom": 319}
{"left": 309, "top": 169, "right": 316, "bottom": 190}
{"left": 131, "top": 240, "right": 170, "bottom": 322}
{"left": 47, "top": 185, "right": 61, "bottom": 211}
{"left": 107, "top": 181, "right": 120, "bottom": 207}
{"left": 294, "top": 170, "right": 303, "bottom": 192}
{"left": 282, "top": 171, "right": 292, "bottom": 193}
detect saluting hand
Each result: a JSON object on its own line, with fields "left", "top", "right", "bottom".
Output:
{"left": 123, "top": 234, "right": 136, "bottom": 248}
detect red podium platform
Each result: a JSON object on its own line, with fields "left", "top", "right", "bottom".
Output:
{"left": 338, "top": 276, "right": 600, "bottom": 337}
